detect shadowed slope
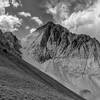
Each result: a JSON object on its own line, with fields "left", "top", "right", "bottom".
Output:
{"left": 0, "top": 45, "right": 85, "bottom": 100}
{"left": 0, "top": 30, "right": 22, "bottom": 58}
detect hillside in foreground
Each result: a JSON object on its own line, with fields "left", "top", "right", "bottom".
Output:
{"left": 0, "top": 30, "right": 85, "bottom": 100}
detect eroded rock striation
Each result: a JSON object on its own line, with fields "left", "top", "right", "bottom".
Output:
{"left": 25, "top": 21, "right": 100, "bottom": 71}
{"left": 23, "top": 21, "right": 100, "bottom": 99}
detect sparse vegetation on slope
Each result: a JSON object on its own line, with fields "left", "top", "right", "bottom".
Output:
{"left": 0, "top": 46, "right": 83, "bottom": 100}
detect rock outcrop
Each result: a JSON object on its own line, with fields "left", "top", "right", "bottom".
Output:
{"left": 0, "top": 30, "right": 22, "bottom": 58}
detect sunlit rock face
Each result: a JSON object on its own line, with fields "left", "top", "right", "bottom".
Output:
{"left": 23, "top": 21, "right": 100, "bottom": 99}
{"left": 0, "top": 30, "right": 22, "bottom": 58}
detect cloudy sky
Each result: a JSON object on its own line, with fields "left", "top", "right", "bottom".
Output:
{"left": 0, "top": 0, "right": 100, "bottom": 41}
{"left": 3, "top": 0, "right": 53, "bottom": 38}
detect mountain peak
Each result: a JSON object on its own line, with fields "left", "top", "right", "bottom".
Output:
{"left": 23, "top": 22, "right": 100, "bottom": 99}
{"left": 45, "top": 21, "right": 55, "bottom": 26}
{"left": 24, "top": 22, "right": 100, "bottom": 64}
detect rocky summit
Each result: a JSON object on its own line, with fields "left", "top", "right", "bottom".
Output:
{"left": 22, "top": 21, "right": 100, "bottom": 99}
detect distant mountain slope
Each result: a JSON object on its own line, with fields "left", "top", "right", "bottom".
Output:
{"left": 22, "top": 21, "right": 100, "bottom": 100}
{"left": 0, "top": 30, "right": 22, "bottom": 58}
{"left": 0, "top": 42, "right": 85, "bottom": 100}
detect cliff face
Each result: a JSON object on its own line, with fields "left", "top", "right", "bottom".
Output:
{"left": 24, "top": 21, "right": 100, "bottom": 66}
{"left": 23, "top": 21, "right": 100, "bottom": 99}
{"left": 0, "top": 30, "right": 22, "bottom": 58}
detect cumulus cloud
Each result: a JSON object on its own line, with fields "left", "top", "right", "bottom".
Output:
{"left": 0, "top": 0, "right": 22, "bottom": 8}
{"left": 30, "top": 28, "right": 36, "bottom": 33}
{"left": 25, "top": 26, "right": 30, "bottom": 30}
{"left": 10, "top": 0, "right": 22, "bottom": 7}
{"left": 18, "top": 12, "right": 31, "bottom": 17}
{"left": 0, "top": 14, "right": 22, "bottom": 32}
{"left": 0, "top": 0, "right": 22, "bottom": 15}
{"left": 0, "top": 8, "right": 5, "bottom": 15}
{"left": 0, "top": 0, "right": 10, "bottom": 8}
{"left": 0, "top": 0, "right": 22, "bottom": 32}
{"left": 45, "top": 0, "right": 100, "bottom": 33}
{"left": 31, "top": 17, "right": 43, "bottom": 26}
